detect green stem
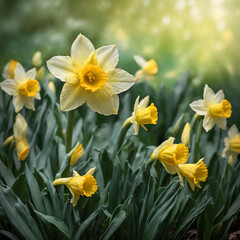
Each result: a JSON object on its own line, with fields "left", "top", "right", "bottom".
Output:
{"left": 66, "top": 111, "right": 74, "bottom": 153}
{"left": 221, "top": 160, "right": 229, "bottom": 183}
{"left": 193, "top": 119, "right": 202, "bottom": 163}
{"left": 54, "top": 104, "right": 65, "bottom": 141}
{"left": 115, "top": 124, "right": 131, "bottom": 154}
{"left": 190, "top": 113, "right": 199, "bottom": 130}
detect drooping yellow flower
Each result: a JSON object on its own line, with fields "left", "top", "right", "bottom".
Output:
{"left": 53, "top": 168, "right": 98, "bottom": 206}
{"left": 0, "top": 63, "right": 41, "bottom": 112}
{"left": 123, "top": 96, "right": 158, "bottom": 135}
{"left": 69, "top": 142, "right": 84, "bottom": 166}
{"left": 151, "top": 137, "right": 189, "bottom": 174}
{"left": 47, "top": 34, "right": 135, "bottom": 115}
{"left": 178, "top": 158, "right": 208, "bottom": 191}
{"left": 13, "top": 113, "right": 29, "bottom": 161}
{"left": 181, "top": 122, "right": 191, "bottom": 146}
{"left": 134, "top": 55, "right": 158, "bottom": 81}
{"left": 2, "top": 60, "right": 19, "bottom": 79}
{"left": 222, "top": 124, "right": 240, "bottom": 166}
{"left": 190, "top": 85, "right": 231, "bottom": 132}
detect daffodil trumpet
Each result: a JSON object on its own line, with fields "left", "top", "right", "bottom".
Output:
{"left": 53, "top": 168, "right": 98, "bottom": 206}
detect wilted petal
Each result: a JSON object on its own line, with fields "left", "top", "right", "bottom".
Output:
{"left": 60, "top": 83, "right": 85, "bottom": 111}
{"left": 71, "top": 34, "right": 95, "bottom": 66}
{"left": 96, "top": 45, "right": 119, "bottom": 72}
{"left": 106, "top": 68, "right": 135, "bottom": 94}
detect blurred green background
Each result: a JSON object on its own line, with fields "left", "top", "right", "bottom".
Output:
{"left": 1, "top": 0, "right": 240, "bottom": 88}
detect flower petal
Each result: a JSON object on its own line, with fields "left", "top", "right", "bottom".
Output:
{"left": 60, "top": 83, "right": 85, "bottom": 111}
{"left": 96, "top": 45, "right": 119, "bottom": 72}
{"left": 71, "top": 34, "right": 95, "bottom": 66}
{"left": 47, "top": 56, "right": 78, "bottom": 83}
{"left": 189, "top": 99, "right": 208, "bottom": 115}
{"left": 35, "top": 92, "right": 41, "bottom": 100}
{"left": 203, "top": 114, "right": 216, "bottom": 132}
{"left": 215, "top": 117, "right": 226, "bottom": 130}
{"left": 85, "top": 87, "right": 119, "bottom": 116}
{"left": 138, "top": 95, "right": 149, "bottom": 110}
{"left": 151, "top": 137, "right": 175, "bottom": 159}
{"left": 134, "top": 55, "right": 146, "bottom": 68}
{"left": 14, "top": 113, "right": 27, "bottom": 138}
{"left": 215, "top": 89, "right": 225, "bottom": 103}
{"left": 15, "top": 63, "right": 26, "bottom": 83}
{"left": 106, "top": 68, "right": 135, "bottom": 94}
{"left": 13, "top": 95, "right": 24, "bottom": 112}
{"left": 26, "top": 68, "right": 37, "bottom": 79}
{"left": 2, "top": 61, "right": 10, "bottom": 79}
{"left": 162, "top": 162, "right": 179, "bottom": 174}
{"left": 22, "top": 96, "right": 35, "bottom": 111}
{"left": 228, "top": 124, "right": 239, "bottom": 138}
{"left": 0, "top": 79, "right": 18, "bottom": 95}
{"left": 203, "top": 84, "right": 215, "bottom": 104}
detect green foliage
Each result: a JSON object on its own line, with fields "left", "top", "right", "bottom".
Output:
{"left": 0, "top": 74, "right": 240, "bottom": 240}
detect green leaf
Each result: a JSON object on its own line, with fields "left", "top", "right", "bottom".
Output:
{"left": 34, "top": 210, "right": 70, "bottom": 240}
{"left": 100, "top": 210, "right": 126, "bottom": 240}
{"left": 0, "top": 230, "right": 20, "bottom": 240}
{"left": 0, "top": 159, "right": 15, "bottom": 187}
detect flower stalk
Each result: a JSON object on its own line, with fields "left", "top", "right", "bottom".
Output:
{"left": 66, "top": 111, "right": 74, "bottom": 153}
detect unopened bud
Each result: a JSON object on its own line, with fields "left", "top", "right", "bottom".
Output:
{"left": 32, "top": 51, "right": 42, "bottom": 68}
{"left": 181, "top": 122, "right": 191, "bottom": 146}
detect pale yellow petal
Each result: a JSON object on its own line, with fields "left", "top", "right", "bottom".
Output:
{"left": 134, "top": 55, "right": 146, "bottom": 68}
{"left": 85, "top": 167, "right": 96, "bottom": 176}
{"left": 95, "top": 45, "right": 119, "bottom": 72}
{"left": 189, "top": 99, "right": 208, "bottom": 115}
{"left": 35, "top": 92, "right": 41, "bottom": 100}
{"left": 2, "top": 61, "right": 10, "bottom": 79}
{"left": 13, "top": 95, "right": 24, "bottom": 113}
{"left": 215, "top": 117, "right": 226, "bottom": 130}
{"left": 60, "top": 83, "right": 85, "bottom": 111}
{"left": 215, "top": 89, "right": 225, "bottom": 103}
{"left": 47, "top": 56, "right": 78, "bottom": 83}
{"left": 71, "top": 34, "right": 95, "bottom": 66}
{"left": 14, "top": 63, "right": 26, "bottom": 84}
{"left": 203, "top": 114, "right": 216, "bottom": 132}
{"left": 151, "top": 137, "right": 175, "bottom": 159}
{"left": 85, "top": 86, "right": 119, "bottom": 116}
{"left": 138, "top": 95, "right": 149, "bottom": 110}
{"left": 22, "top": 96, "right": 35, "bottom": 111}
{"left": 0, "top": 79, "right": 18, "bottom": 95}
{"left": 14, "top": 113, "right": 27, "bottom": 139}
{"left": 203, "top": 84, "right": 215, "bottom": 104}
{"left": 162, "top": 162, "right": 179, "bottom": 175}
{"left": 228, "top": 124, "right": 239, "bottom": 138}
{"left": 106, "top": 68, "right": 135, "bottom": 94}
{"left": 26, "top": 68, "right": 37, "bottom": 79}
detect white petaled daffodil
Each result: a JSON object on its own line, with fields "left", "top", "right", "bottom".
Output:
{"left": 47, "top": 34, "right": 135, "bottom": 115}
{"left": 2, "top": 59, "right": 19, "bottom": 79}
{"left": 123, "top": 95, "right": 158, "bottom": 135}
{"left": 134, "top": 55, "right": 158, "bottom": 81}
{"left": 222, "top": 124, "right": 240, "bottom": 166}
{"left": 190, "top": 84, "right": 232, "bottom": 132}
{"left": 0, "top": 63, "right": 41, "bottom": 112}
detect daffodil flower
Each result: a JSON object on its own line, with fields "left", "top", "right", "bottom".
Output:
{"left": 151, "top": 137, "right": 189, "bottom": 174}
{"left": 68, "top": 142, "right": 84, "bottom": 166}
{"left": 123, "top": 96, "right": 158, "bottom": 135}
{"left": 181, "top": 122, "right": 191, "bottom": 146}
{"left": 0, "top": 63, "right": 41, "bottom": 112}
{"left": 222, "top": 124, "right": 240, "bottom": 166}
{"left": 53, "top": 168, "right": 98, "bottom": 206}
{"left": 47, "top": 34, "right": 135, "bottom": 115}
{"left": 134, "top": 55, "right": 158, "bottom": 81}
{"left": 12, "top": 113, "right": 29, "bottom": 161}
{"left": 190, "top": 84, "right": 232, "bottom": 132}
{"left": 178, "top": 158, "right": 208, "bottom": 191}
{"left": 2, "top": 60, "right": 19, "bottom": 79}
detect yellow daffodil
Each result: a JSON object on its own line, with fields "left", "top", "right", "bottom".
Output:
{"left": 2, "top": 60, "right": 19, "bottom": 79}
{"left": 53, "top": 168, "right": 98, "bottom": 206}
{"left": 190, "top": 85, "right": 231, "bottom": 132}
{"left": 222, "top": 124, "right": 240, "bottom": 166}
{"left": 0, "top": 63, "right": 41, "bottom": 112}
{"left": 13, "top": 113, "right": 29, "bottom": 161}
{"left": 178, "top": 158, "right": 208, "bottom": 191}
{"left": 123, "top": 96, "right": 158, "bottom": 135}
{"left": 134, "top": 55, "right": 158, "bottom": 81}
{"left": 151, "top": 137, "right": 189, "bottom": 174}
{"left": 47, "top": 34, "right": 135, "bottom": 115}
{"left": 69, "top": 142, "right": 84, "bottom": 166}
{"left": 181, "top": 122, "right": 191, "bottom": 146}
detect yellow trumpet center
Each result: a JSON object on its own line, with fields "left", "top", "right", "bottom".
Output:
{"left": 229, "top": 134, "right": 240, "bottom": 153}
{"left": 143, "top": 59, "right": 158, "bottom": 75}
{"left": 19, "top": 79, "right": 40, "bottom": 97}
{"left": 157, "top": 143, "right": 189, "bottom": 166}
{"left": 135, "top": 103, "right": 158, "bottom": 125}
{"left": 209, "top": 99, "right": 232, "bottom": 118}
{"left": 79, "top": 65, "right": 107, "bottom": 92}
{"left": 79, "top": 175, "right": 98, "bottom": 197}
{"left": 9, "top": 60, "right": 18, "bottom": 79}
